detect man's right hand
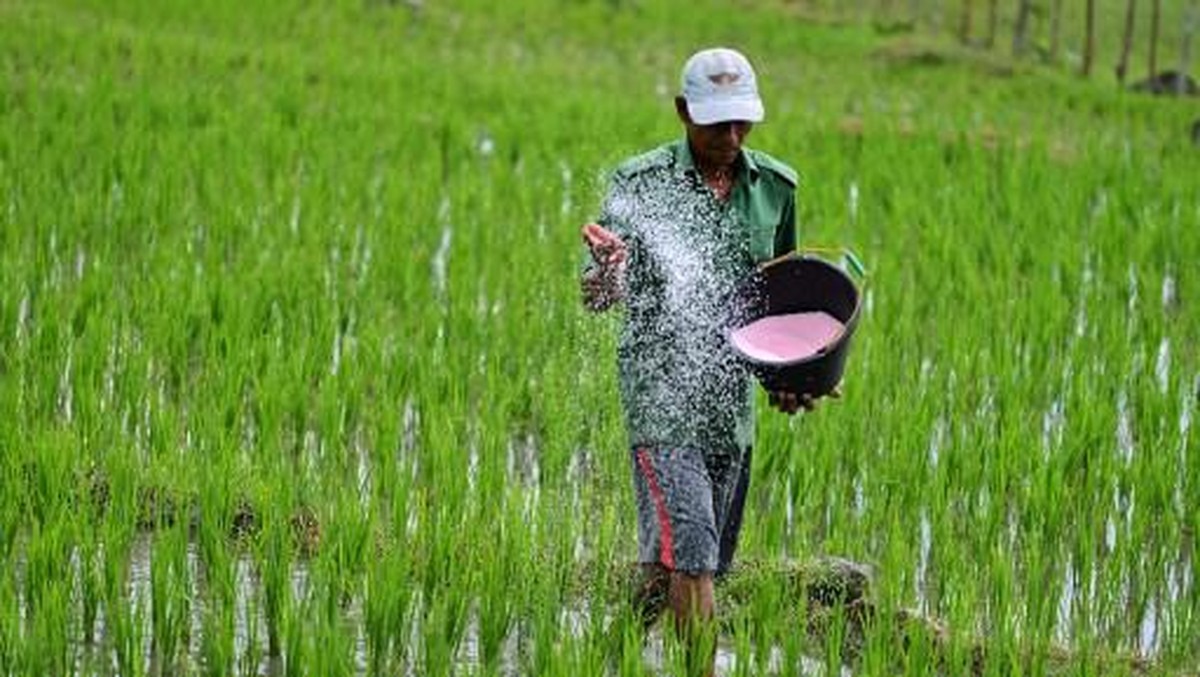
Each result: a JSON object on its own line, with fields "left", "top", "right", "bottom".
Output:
{"left": 582, "top": 223, "right": 627, "bottom": 267}
{"left": 580, "top": 223, "right": 628, "bottom": 312}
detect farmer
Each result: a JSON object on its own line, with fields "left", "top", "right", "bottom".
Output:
{"left": 580, "top": 47, "right": 832, "bottom": 673}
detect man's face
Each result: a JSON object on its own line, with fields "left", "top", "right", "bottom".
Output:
{"left": 676, "top": 97, "right": 753, "bottom": 168}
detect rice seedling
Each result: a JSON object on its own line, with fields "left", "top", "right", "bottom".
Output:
{"left": 362, "top": 539, "right": 410, "bottom": 675}
{"left": 101, "top": 526, "right": 144, "bottom": 677}
{"left": 418, "top": 575, "right": 472, "bottom": 677}
{"left": 0, "top": 560, "right": 17, "bottom": 674}
{"left": 199, "top": 591, "right": 235, "bottom": 677}
{"left": 280, "top": 578, "right": 309, "bottom": 677}
{"left": 471, "top": 511, "right": 518, "bottom": 673}
{"left": 20, "top": 524, "right": 72, "bottom": 676}
{"left": 255, "top": 504, "right": 294, "bottom": 662}
{"left": 236, "top": 557, "right": 266, "bottom": 677}
{"left": 148, "top": 521, "right": 190, "bottom": 674}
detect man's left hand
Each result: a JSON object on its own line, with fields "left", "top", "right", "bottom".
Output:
{"left": 768, "top": 385, "right": 841, "bottom": 415}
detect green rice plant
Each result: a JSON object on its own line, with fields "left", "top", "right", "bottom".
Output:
{"left": 74, "top": 513, "right": 104, "bottom": 648}
{"left": 239, "top": 578, "right": 266, "bottom": 677}
{"left": 819, "top": 600, "right": 850, "bottom": 677}
{"left": 725, "top": 612, "right": 756, "bottom": 677}
{"left": 200, "top": 594, "right": 235, "bottom": 677}
{"left": 303, "top": 579, "right": 355, "bottom": 677}
{"left": 281, "top": 583, "right": 308, "bottom": 677}
{"left": 982, "top": 543, "right": 1020, "bottom": 677}
{"left": 0, "top": 560, "right": 17, "bottom": 674}
{"left": 613, "top": 616, "right": 647, "bottom": 677}
{"left": 748, "top": 571, "right": 790, "bottom": 673}
{"left": 0, "top": 454, "right": 18, "bottom": 564}
{"left": 195, "top": 483, "right": 237, "bottom": 677}
{"left": 148, "top": 521, "right": 190, "bottom": 674}
{"left": 20, "top": 519, "right": 69, "bottom": 640}
{"left": 25, "top": 576, "right": 71, "bottom": 677}
{"left": 102, "top": 527, "right": 145, "bottom": 677}
{"left": 256, "top": 507, "right": 293, "bottom": 660}
{"left": 363, "top": 536, "right": 413, "bottom": 674}
{"left": 471, "top": 499, "right": 524, "bottom": 673}
{"left": 520, "top": 544, "right": 566, "bottom": 676}
{"left": 318, "top": 491, "right": 372, "bottom": 606}
{"left": 565, "top": 613, "right": 617, "bottom": 677}
{"left": 420, "top": 583, "right": 471, "bottom": 677}
{"left": 21, "top": 429, "right": 76, "bottom": 533}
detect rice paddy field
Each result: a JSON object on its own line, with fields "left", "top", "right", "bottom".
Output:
{"left": 2, "top": 1, "right": 1199, "bottom": 675}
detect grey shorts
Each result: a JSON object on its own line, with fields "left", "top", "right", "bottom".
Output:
{"left": 631, "top": 446, "right": 752, "bottom": 576}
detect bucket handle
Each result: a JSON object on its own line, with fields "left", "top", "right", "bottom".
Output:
{"left": 759, "top": 247, "right": 869, "bottom": 283}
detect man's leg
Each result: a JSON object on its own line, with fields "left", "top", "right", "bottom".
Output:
{"left": 630, "top": 447, "right": 721, "bottom": 676}
{"left": 669, "top": 571, "right": 717, "bottom": 677}
{"left": 631, "top": 564, "right": 716, "bottom": 675}
{"left": 633, "top": 562, "right": 670, "bottom": 630}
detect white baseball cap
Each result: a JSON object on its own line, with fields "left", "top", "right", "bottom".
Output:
{"left": 680, "top": 47, "right": 765, "bottom": 125}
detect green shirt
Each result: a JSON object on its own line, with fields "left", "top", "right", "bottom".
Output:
{"left": 591, "top": 138, "right": 798, "bottom": 454}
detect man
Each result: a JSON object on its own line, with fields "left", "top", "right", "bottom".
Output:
{"left": 580, "top": 47, "right": 830, "bottom": 674}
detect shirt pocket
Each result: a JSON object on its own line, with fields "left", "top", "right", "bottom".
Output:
{"left": 744, "top": 206, "right": 782, "bottom": 261}
{"left": 748, "top": 218, "right": 779, "bottom": 262}
{"left": 745, "top": 191, "right": 784, "bottom": 262}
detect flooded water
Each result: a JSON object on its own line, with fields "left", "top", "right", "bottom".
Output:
{"left": 431, "top": 194, "right": 453, "bottom": 305}
{"left": 915, "top": 509, "right": 932, "bottom": 616}
{"left": 13, "top": 529, "right": 855, "bottom": 676}
{"left": 1155, "top": 338, "right": 1170, "bottom": 395}
{"left": 11, "top": 349, "right": 1197, "bottom": 675}
{"left": 1116, "top": 390, "right": 1135, "bottom": 464}
{"left": 15, "top": 290, "right": 30, "bottom": 344}
{"left": 1041, "top": 397, "right": 1065, "bottom": 459}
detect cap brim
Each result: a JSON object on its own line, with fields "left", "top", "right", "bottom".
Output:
{"left": 687, "top": 97, "right": 764, "bottom": 125}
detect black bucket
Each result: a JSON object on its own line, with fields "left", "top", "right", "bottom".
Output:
{"left": 729, "top": 253, "right": 862, "bottom": 397}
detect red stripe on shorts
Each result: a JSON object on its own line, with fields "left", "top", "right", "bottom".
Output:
{"left": 635, "top": 448, "right": 675, "bottom": 570}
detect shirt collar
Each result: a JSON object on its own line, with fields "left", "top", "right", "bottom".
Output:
{"left": 673, "top": 138, "right": 759, "bottom": 183}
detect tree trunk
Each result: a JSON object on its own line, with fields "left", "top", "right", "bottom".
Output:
{"left": 985, "top": 0, "right": 998, "bottom": 48}
{"left": 1180, "top": 2, "right": 1199, "bottom": 95}
{"left": 1013, "top": 0, "right": 1034, "bottom": 58}
{"left": 1116, "top": 0, "right": 1137, "bottom": 85}
{"left": 1049, "top": 0, "right": 1064, "bottom": 63}
{"left": 959, "top": 0, "right": 973, "bottom": 44}
{"left": 1083, "top": 0, "right": 1097, "bottom": 77}
{"left": 1147, "top": 0, "right": 1161, "bottom": 77}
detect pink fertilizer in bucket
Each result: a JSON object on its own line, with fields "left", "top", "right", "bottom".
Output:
{"left": 730, "top": 311, "right": 846, "bottom": 363}
{"left": 728, "top": 254, "right": 862, "bottom": 396}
